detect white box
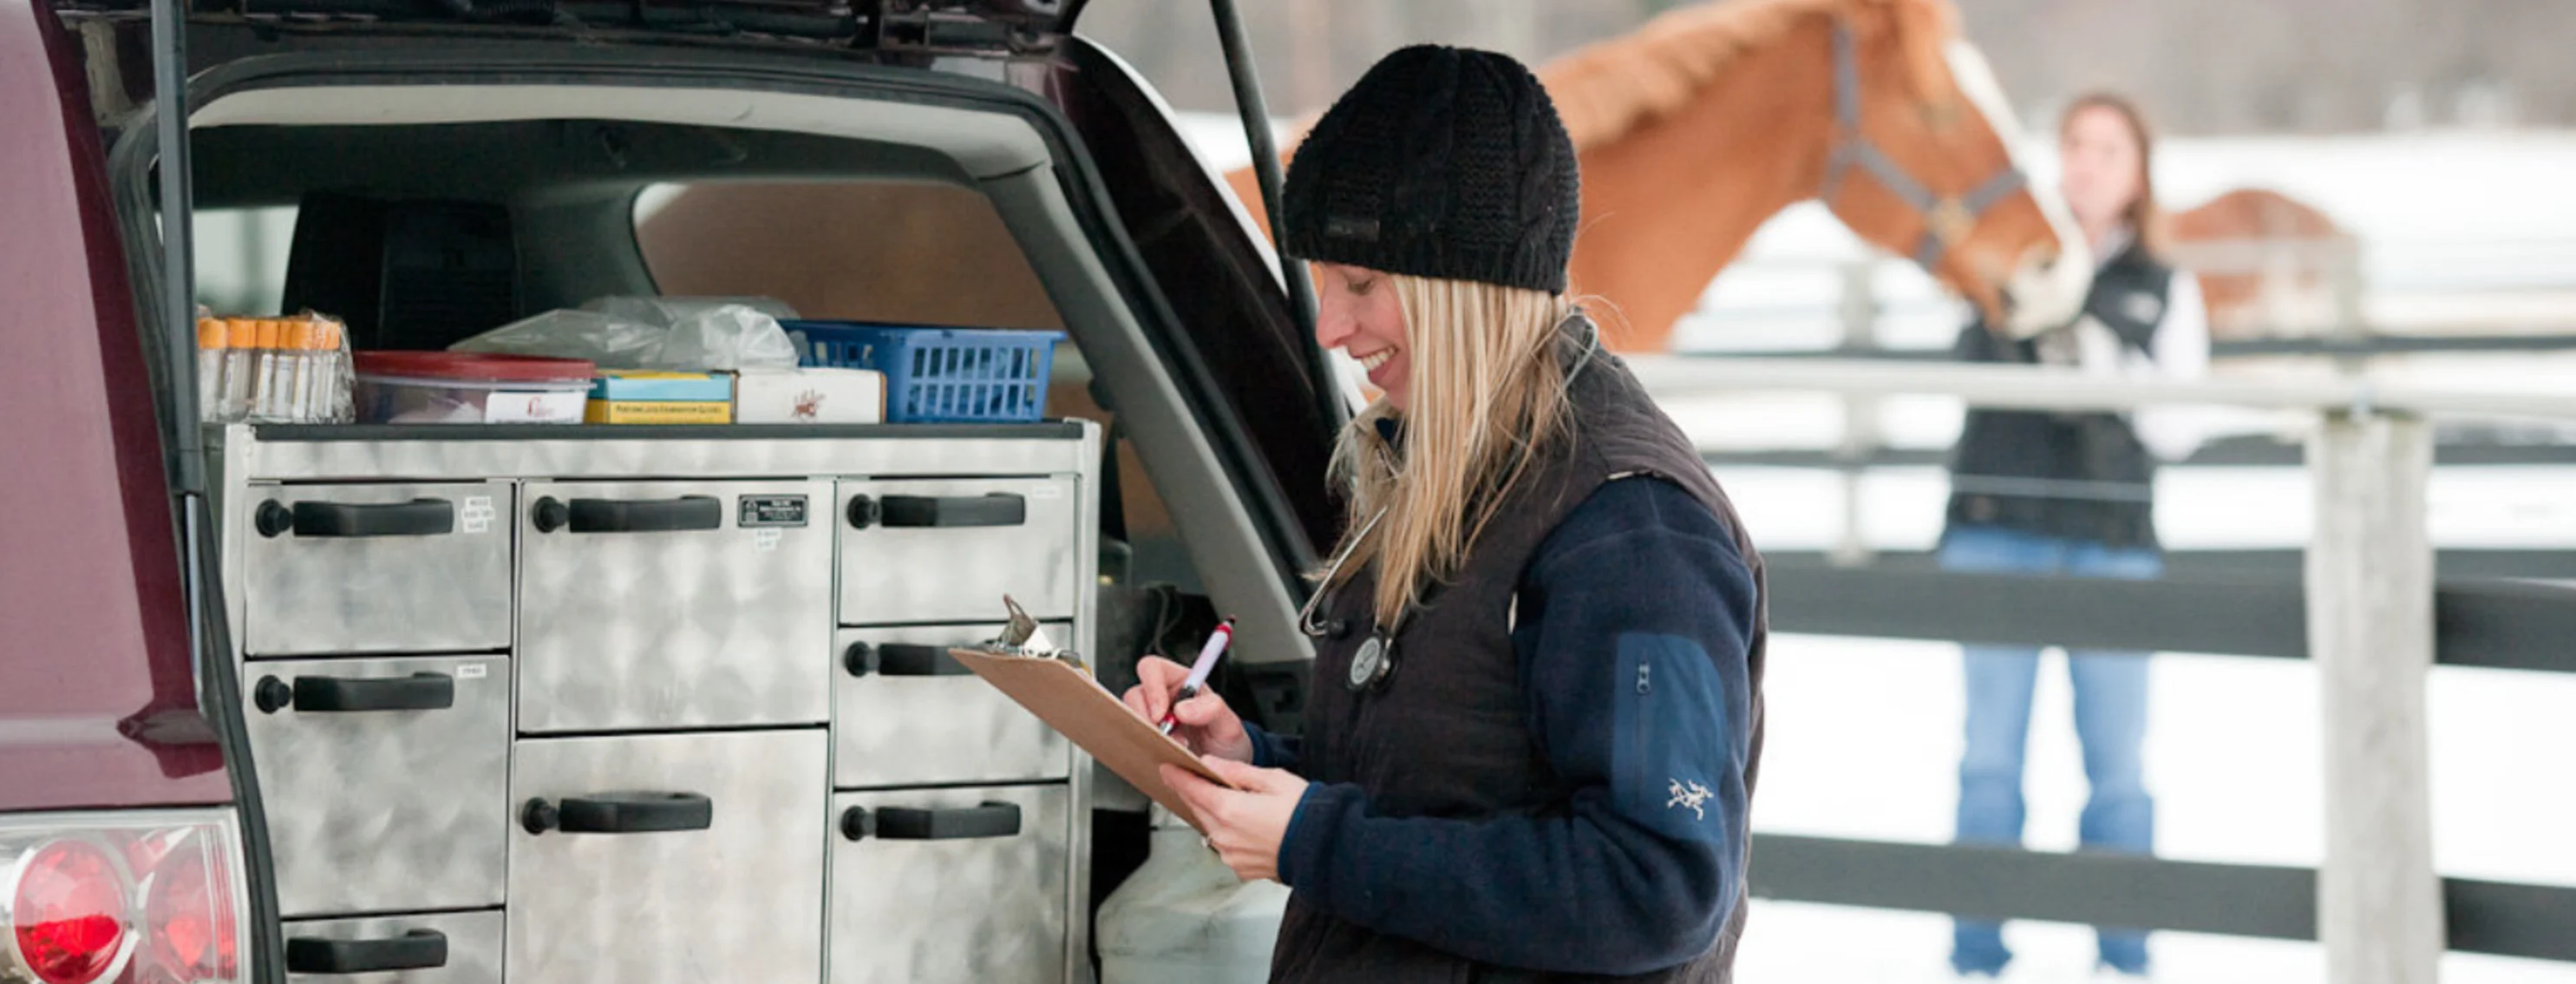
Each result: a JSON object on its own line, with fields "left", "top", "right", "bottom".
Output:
{"left": 731, "top": 367, "right": 886, "bottom": 424}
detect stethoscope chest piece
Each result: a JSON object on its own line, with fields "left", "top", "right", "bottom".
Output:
{"left": 1346, "top": 631, "right": 1396, "bottom": 692}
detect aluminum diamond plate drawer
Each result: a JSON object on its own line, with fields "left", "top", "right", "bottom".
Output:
{"left": 238, "top": 482, "right": 512, "bottom": 656}
{"left": 509, "top": 730, "right": 827, "bottom": 984}
{"left": 518, "top": 479, "right": 833, "bottom": 732}
{"left": 832, "top": 624, "right": 1073, "bottom": 789}
{"left": 243, "top": 654, "right": 509, "bottom": 917}
{"left": 837, "top": 476, "right": 1078, "bottom": 625}
{"left": 828, "top": 784, "right": 1069, "bottom": 984}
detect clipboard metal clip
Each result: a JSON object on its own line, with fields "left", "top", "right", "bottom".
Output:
{"left": 985, "top": 594, "right": 1089, "bottom": 673}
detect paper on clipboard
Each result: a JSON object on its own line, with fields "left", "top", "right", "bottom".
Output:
{"left": 948, "top": 647, "right": 1237, "bottom": 830}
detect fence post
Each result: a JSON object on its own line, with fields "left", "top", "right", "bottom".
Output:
{"left": 2326, "top": 239, "right": 2369, "bottom": 377}
{"left": 2306, "top": 410, "right": 2442, "bottom": 984}
{"left": 1832, "top": 259, "right": 1879, "bottom": 567}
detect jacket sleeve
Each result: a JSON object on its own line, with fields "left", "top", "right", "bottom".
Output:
{"left": 1274, "top": 477, "right": 1758, "bottom": 975}
{"left": 1242, "top": 721, "right": 1302, "bottom": 774}
{"left": 2135, "top": 271, "right": 2212, "bottom": 462}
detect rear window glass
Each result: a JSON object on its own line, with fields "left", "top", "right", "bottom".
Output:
{"left": 195, "top": 206, "right": 297, "bottom": 316}
{"left": 633, "top": 180, "right": 1061, "bottom": 331}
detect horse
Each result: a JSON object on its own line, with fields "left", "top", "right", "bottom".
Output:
{"left": 2167, "top": 187, "right": 2355, "bottom": 339}
{"left": 1226, "top": 0, "right": 2093, "bottom": 352}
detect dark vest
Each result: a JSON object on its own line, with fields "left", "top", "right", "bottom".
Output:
{"left": 1269, "top": 325, "right": 1769, "bottom": 983}
{"left": 1945, "top": 240, "right": 2179, "bottom": 548}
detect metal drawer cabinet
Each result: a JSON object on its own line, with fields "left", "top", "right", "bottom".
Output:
{"left": 518, "top": 479, "right": 834, "bottom": 732}
{"left": 237, "top": 481, "right": 512, "bottom": 656}
{"left": 242, "top": 655, "right": 509, "bottom": 917}
{"left": 833, "top": 625, "right": 1074, "bottom": 789}
{"left": 284, "top": 909, "right": 503, "bottom": 983}
{"left": 836, "top": 476, "right": 1080, "bottom": 625}
{"left": 828, "top": 784, "right": 1070, "bottom": 984}
{"left": 509, "top": 729, "right": 828, "bottom": 984}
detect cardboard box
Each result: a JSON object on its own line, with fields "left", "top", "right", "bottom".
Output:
{"left": 586, "top": 370, "right": 732, "bottom": 425}
{"left": 585, "top": 400, "right": 732, "bottom": 424}
{"left": 732, "top": 367, "right": 886, "bottom": 424}
{"left": 590, "top": 370, "right": 732, "bottom": 403}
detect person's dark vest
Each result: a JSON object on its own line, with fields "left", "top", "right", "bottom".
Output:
{"left": 1945, "top": 239, "right": 2179, "bottom": 548}
{"left": 1269, "top": 324, "right": 1769, "bottom": 983}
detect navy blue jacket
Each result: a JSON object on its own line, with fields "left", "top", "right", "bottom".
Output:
{"left": 1245, "top": 476, "right": 1759, "bottom": 974}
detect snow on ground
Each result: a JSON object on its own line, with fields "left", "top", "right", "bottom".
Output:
{"left": 1704, "top": 439, "right": 2576, "bottom": 982}
{"left": 1709, "top": 462, "right": 2576, "bottom": 554}
{"left": 1731, "top": 629, "right": 2576, "bottom": 983}
{"left": 1704, "top": 450, "right": 2576, "bottom": 982}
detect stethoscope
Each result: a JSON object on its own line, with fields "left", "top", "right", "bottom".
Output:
{"left": 1294, "top": 314, "right": 1606, "bottom": 693}
{"left": 1298, "top": 504, "right": 1402, "bottom": 692}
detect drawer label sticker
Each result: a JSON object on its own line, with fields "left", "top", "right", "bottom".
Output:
{"left": 753, "top": 528, "right": 784, "bottom": 553}
{"left": 460, "top": 496, "right": 496, "bottom": 535}
{"left": 456, "top": 663, "right": 490, "bottom": 680}
{"left": 738, "top": 495, "right": 810, "bottom": 528}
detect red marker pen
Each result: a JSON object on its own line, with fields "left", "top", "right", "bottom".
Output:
{"left": 1158, "top": 618, "right": 1236, "bottom": 737}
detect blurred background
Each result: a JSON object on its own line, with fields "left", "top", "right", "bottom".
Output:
{"left": 1075, "top": 2, "right": 2576, "bottom": 982}
{"left": 1089, "top": 0, "right": 2576, "bottom": 134}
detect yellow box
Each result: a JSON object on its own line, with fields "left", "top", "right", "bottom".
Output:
{"left": 584, "top": 399, "right": 733, "bottom": 424}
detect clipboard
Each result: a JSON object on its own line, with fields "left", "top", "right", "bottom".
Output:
{"left": 948, "top": 647, "right": 1237, "bottom": 830}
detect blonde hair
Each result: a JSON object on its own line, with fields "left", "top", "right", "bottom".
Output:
{"left": 1322, "top": 274, "right": 1579, "bottom": 625}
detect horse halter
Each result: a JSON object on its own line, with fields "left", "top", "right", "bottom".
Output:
{"left": 1817, "top": 21, "right": 2030, "bottom": 272}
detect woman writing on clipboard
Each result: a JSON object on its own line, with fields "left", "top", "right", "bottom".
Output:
{"left": 1121, "top": 45, "right": 1767, "bottom": 982}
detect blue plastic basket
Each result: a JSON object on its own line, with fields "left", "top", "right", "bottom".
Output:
{"left": 782, "top": 322, "right": 1065, "bottom": 423}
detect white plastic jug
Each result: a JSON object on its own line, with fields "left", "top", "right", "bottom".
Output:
{"left": 1096, "top": 807, "right": 1291, "bottom": 984}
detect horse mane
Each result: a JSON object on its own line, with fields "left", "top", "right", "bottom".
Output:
{"left": 1539, "top": 0, "right": 1954, "bottom": 151}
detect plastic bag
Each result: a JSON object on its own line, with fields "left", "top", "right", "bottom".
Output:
{"left": 451, "top": 309, "right": 665, "bottom": 368}
{"left": 641, "top": 304, "right": 801, "bottom": 371}
{"left": 448, "top": 296, "right": 801, "bottom": 370}
{"left": 583, "top": 295, "right": 800, "bottom": 325}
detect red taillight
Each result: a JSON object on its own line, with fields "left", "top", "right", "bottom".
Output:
{"left": 10, "top": 840, "right": 133, "bottom": 984}
{"left": 3, "top": 811, "right": 245, "bottom": 984}
{"left": 138, "top": 838, "right": 235, "bottom": 982}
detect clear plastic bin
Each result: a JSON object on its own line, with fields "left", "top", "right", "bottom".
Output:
{"left": 353, "top": 351, "right": 596, "bottom": 424}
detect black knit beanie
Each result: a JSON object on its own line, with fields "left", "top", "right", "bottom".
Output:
{"left": 1282, "top": 44, "right": 1581, "bottom": 295}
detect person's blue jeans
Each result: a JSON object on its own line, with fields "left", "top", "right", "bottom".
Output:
{"left": 1939, "top": 524, "right": 2161, "bottom": 977}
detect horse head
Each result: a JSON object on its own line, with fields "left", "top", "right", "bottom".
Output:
{"left": 1231, "top": 0, "right": 2095, "bottom": 351}
{"left": 1808, "top": 0, "right": 2091, "bottom": 340}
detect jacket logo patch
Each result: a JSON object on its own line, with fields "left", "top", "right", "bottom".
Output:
{"left": 1667, "top": 778, "right": 1714, "bottom": 821}
{"left": 2121, "top": 291, "right": 2165, "bottom": 325}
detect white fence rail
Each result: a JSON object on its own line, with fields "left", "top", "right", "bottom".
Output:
{"left": 1635, "top": 356, "right": 2576, "bottom": 984}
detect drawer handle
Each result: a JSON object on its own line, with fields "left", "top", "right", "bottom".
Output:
{"left": 531, "top": 495, "right": 722, "bottom": 535}
{"left": 840, "top": 803, "right": 1023, "bottom": 842}
{"left": 285, "top": 928, "right": 448, "bottom": 974}
{"left": 842, "top": 643, "right": 973, "bottom": 678}
{"left": 522, "top": 792, "right": 714, "bottom": 836}
{"left": 253, "top": 673, "right": 454, "bottom": 714}
{"left": 256, "top": 498, "right": 454, "bottom": 539}
{"left": 847, "top": 493, "right": 1026, "bottom": 529}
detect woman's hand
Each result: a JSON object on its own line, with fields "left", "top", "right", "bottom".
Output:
{"left": 1163, "top": 758, "right": 1308, "bottom": 883}
{"left": 1121, "top": 656, "right": 1256, "bottom": 763}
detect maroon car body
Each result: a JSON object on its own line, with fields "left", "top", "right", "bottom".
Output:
{"left": 2, "top": 0, "right": 229, "bottom": 812}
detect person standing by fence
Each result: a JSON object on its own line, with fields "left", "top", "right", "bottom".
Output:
{"left": 1941, "top": 91, "right": 2210, "bottom": 979}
